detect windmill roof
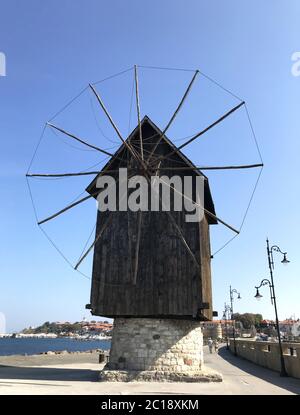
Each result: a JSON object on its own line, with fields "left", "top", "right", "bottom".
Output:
{"left": 86, "top": 116, "right": 217, "bottom": 224}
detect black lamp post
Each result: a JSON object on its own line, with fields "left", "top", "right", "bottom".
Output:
{"left": 229, "top": 286, "right": 241, "bottom": 356}
{"left": 254, "top": 238, "right": 290, "bottom": 377}
{"left": 223, "top": 303, "right": 231, "bottom": 350}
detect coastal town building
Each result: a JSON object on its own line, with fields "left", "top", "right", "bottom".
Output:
{"left": 81, "top": 321, "right": 113, "bottom": 334}
{"left": 279, "top": 319, "right": 300, "bottom": 339}
{"left": 200, "top": 320, "right": 237, "bottom": 340}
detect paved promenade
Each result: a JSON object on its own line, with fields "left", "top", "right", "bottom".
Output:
{"left": 0, "top": 346, "right": 300, "bottom": 395}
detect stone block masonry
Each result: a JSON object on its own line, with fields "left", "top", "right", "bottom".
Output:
{"left": 230, "top": 338, "right": 300, "bottom": 379}
{"left": 99, "top": 318, "right": 222, "bottom": 382}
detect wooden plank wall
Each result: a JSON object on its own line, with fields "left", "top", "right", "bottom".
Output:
{"left": 89, "top": 121, "right": 214, "bottom": 320}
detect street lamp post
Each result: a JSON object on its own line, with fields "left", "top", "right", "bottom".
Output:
{"left": 223, "top": 303, "right": 231, "bottom": 350}
{"left": 229, "top": 286, "right": 241, "bottom": 356}
{"left": 254, "top": 238, "right": 290, "bottom": 377}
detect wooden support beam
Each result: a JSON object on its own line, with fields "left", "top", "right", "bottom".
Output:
{"left": 143, "top": 166, "right": 200, "bottom": 270}
{"left": 147, "top": 70, "right": 199, "bottom": 163}
{"left": 165, "top": 209, "right": 201, "bottom": 269}
{"left": 150, "top": 101, "right": 245, "bottom": 167}
{"left": 132, "top": 210, "right": 143, "bottom": 285}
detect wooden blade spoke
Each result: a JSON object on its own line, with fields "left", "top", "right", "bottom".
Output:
{"left": 38, "top": 171, "right": 125, "bottom": 226}
{"left": 38, "top": 193, "right": 94, "bottom": 225}
{"left": 159, "top": 177, "right": 239, "bottom": 235}
{"left": 134, "top": 65, "right": 143, "bottom": 160}
{"left": 74, "top": 172, "right": 136, "bottom": 269}
{"left": 26, "top": 166, "right": 145, "bottom": 178}
{"left": 74, "top": 213, "right": 113, "bottom": 270}
{"left": 147, "top": 70, "right": 199, "bottom": 163}
{"left": 89, "top": 83, "right": 146, "bottom": 169}
{"left": 47, "top": 122, "right": 117, "bottom": 158}
{"left": 150, "top": 100, "right": 245, "bottom": 167}
{"left": 26, "top": 171, "right": 100, "bottom": 178}
{"left": 155, "top": 163, "right": 263, "bottom": 172}
{"left": 27, "top": 163, "right": 262, "bottom": 179}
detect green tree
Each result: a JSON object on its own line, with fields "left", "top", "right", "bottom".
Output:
{"left": 232, "top": 313, "right": 263, "bottom": 329}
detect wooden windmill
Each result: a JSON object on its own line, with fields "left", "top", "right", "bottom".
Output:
{"left": 85, "top": 114, "right": 220, "bottom": 321}
{"left": 27, "top": 66, "right": 262, "bottom": 323}
{"left": 27, "top": 66, "right": 263, "bottom": 380}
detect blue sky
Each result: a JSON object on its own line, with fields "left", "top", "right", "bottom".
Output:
{"left": 0, "top": 1, "right": 299, "bottom": 332}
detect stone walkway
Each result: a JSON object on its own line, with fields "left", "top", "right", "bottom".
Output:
{"left": 0, "top": 346, "right": 299, "bottom": 394}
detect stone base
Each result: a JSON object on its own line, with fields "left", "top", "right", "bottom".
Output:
{"left": 100, "top": 317, "right": 222, "bottom": 382}
{"left": 99, "top": 368, "right": 222, "bottom": 383}
{"left": 108, "top": 318, "right": 204, "bottom": 373}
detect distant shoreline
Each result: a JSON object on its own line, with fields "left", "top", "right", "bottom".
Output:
{"left": 0, "top": 334, "right": 111, "bottom": 340}
{"left": 0, "top": 337, "right": 111, "bottom": 357}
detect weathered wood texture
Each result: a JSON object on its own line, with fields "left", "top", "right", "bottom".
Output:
{"left": 87, "top": 117, "right": 216, "bottom": 320}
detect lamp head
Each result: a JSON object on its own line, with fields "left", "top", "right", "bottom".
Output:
{"left": 237, "top": 293, "right": 241, "bottom": 300}
{"left": 281, "top": 253, "right": 290, "bottom": 265}
{"left": 255, "top": 288, "right": 263, "bottom": 301}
